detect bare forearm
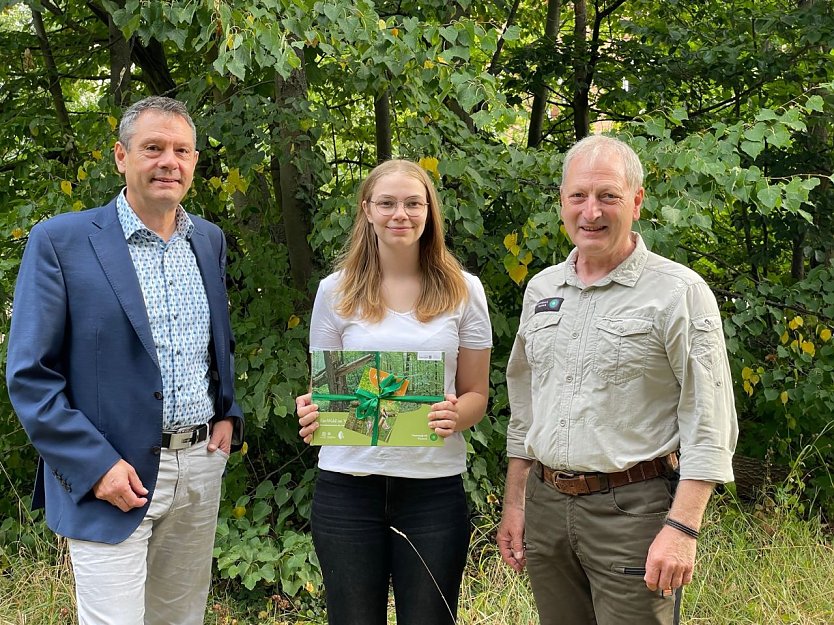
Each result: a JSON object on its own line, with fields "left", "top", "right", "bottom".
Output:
{"left": 668, "top": 479, "right": 715, "bottom": 529}
{"left": 503, "top": 457, "right": 534, "bottom": 510}
{"left": 453, "top": 390, "right": 489, "bottom": 431}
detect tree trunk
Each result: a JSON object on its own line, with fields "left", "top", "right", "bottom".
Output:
{"left": 571, "top": 0, "right": 590, "bottom": 140}
{"left": 273, "top": 68, "right": 315, "bottom": 293}
{"left": 31, "top": 9, "right": 73, "bottom": 139}
{"left": 527, "top": 0, "right": 561, "bottom": 148}
{"left": 109, "top": 15, "right": 132, "bottom": 105}
{"left": 374, "top": 89, "right": 392, "bottom": 164}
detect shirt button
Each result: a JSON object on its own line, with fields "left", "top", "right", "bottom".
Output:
{"left": 168, "top": 280, "right": 174, "bottom": 286}
{"left": 559, "top": 419, "right": 566, "bottom": 427}
{"left": 716, "top": 380, "right": 723, "bottom": 387}
{"left": 173, "top": 313, "right": 178, "bottom": 320}
{"left": 571, "top": 332, "right": 579, "bottom": 339}
{"left": 566, "top": 375, "right": 573, "bottom": 382}
{"left": 154, "top": 391, "right": 163, "bottom": 400}
{"left": 176, "top": 349, "right": 181, "bottom": 355}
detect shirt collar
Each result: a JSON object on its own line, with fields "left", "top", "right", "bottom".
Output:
{"left": 564, "top": 232, "right": 648, "bottom": 288}
{"left": 116, "top": 188, "right": 194, "bottom": 241}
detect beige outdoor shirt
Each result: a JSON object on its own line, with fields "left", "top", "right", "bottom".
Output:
{"left": 506, "top": 233, "right": 737, "bottom": 483}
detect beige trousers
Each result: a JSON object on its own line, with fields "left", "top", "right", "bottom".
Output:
{"left": 68, "top": 440, "right": 228, "bottom": 625}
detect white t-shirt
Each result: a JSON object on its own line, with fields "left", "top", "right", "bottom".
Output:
{"left": 309, "top": 270, "right": 493, "bottom": 478}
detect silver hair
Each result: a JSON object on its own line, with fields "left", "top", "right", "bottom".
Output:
{"left": 118, "top": 96, "right": 197, "bottom": 150}
{"left": 562, "top": 135, "right": 644, "bottom": 191}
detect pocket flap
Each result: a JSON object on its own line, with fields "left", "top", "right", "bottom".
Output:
{"left": 524, "top": 313, "right": 563, "bottom": 334}
{"left": 692, "top": 315, "right": 721, "bottom": 333}
{"left": 595, "top": 317, "right": 653, "bottom": 337}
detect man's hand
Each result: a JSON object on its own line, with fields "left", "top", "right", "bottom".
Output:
{"left": 92, "top": 459, "right": 148, "bottom": 512}
{"left": 208, "top": 418, "right": 233, "bottom": 455}
{"left": 497, "top": 505, "right": 527, "bottom": 573}
{"left": 643, "top": 524, "right": 697, "bottom": 592}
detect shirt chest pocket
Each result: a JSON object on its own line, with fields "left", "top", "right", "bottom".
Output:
{"left": 593, "top": 317, "right": 654, "bottom": 385}
{"left": 522, "top": 313, "right": 563, "bottom": 374}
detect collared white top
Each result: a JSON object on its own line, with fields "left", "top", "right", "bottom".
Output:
{"left": 117, "top": 190, "right": 214, "bottom": 429}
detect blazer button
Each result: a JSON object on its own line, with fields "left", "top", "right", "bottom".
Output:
{"left": 151, "top": 446, "right": 161, "bottom": 456}
{"left": 154, "top": 391, "right": 163, "bottom": 400}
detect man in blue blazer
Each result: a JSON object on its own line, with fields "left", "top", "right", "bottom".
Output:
{"left": 6, "top": 96, "right": 243, "bottom": 624}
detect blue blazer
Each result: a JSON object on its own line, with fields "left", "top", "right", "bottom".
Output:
{"left": 6, "top": 197, "right": 243, "bottom": 544}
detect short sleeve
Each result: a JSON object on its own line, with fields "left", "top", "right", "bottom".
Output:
{"left": 309, "top": 273, "right": 344, "bottom": 351}
{"left": 458, "top": 273, "right": 493, "bottom": 349}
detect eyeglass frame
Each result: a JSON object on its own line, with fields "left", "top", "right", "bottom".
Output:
{"left": 367, "top": 196, "right": 429, "bottom": 216}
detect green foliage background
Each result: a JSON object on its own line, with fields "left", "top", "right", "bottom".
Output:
{"left": 1, "top": 0, "right": 833, "bottom": 606}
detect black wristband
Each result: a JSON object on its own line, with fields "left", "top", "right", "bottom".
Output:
{"left": 665, "top": 517, "right": 700, "bottom": 539}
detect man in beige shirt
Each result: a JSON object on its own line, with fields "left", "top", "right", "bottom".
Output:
{"left": 497, "top": 135, "right": 737, "bottom": 625}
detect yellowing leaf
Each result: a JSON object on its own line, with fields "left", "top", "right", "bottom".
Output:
{"left": 486, "top": 492, "right": 498, "bottom": 505}
{"left": 741, "top": 366, "right": 753, "bottom": 380}
{"left": 240, "top": 441, "right": 249, "bottom": 456}
{"left": 72, "top": 201, "right": 83, "bottom": 211}
{"left": 790, "top": 339, "right": 799, "bottom": 351}
{"left": 508, "top": 264, "right": 528, "bottom": 285}
{"left": 423, "top": 59, "right": 435, "bottom": 69}
{"left": 304, "top": 581, "right": 316, "bottom": 593}
{"left": 60, "top": 180, "right": 73, "bottom": 196}
{"left": 107, "top": 115, "right": 118, "bottom": 131}
{"left": 780, "top": 391, "right": 789, "bottom": 405}
{"left": 287, "top": 314, "right": 300, "bottom": 329}
{"left": 519, "top": 250, "right": 533, "bottom": 265}
{"left": 436, "top": 56, "right": 448, "bottom": 65}
{"left": 92, "top": 150, "right": 102, "bottom": 160}
{"left": 225, "top": 168, "right": 249, "bottom": 193}
{"left": 232, "top": 506, "right": 246, "bottom": 518}
{"left": 801, "top": 341, "right": 815, "bottom": 356}
{"left": 503, "top": 232, "right": 518, "bottom": 253}
{"left": 391, "top": 28, "right": 399, "bottom": 37}
{"left": 819, "top": 327, "right": 831, "bottom": 342}
{"left": 209, "top": 176, "right": 222, "bottom": 190}
{"left": 378, "top": 19, "right": 386, "bottom": 30}
{"left": 559, "top": 224, "right": 568, "bottom": 236}
{"left": 788, "top": 316, "right": 803, "bottom": 330}
{"left": 418, "top": 156, "right": 439, "bottom": 177}
{"left": 749, "top": 374, "right": 760, "bottom": 385}
{"left": 11, "top": 227, "right": 24, "bottom": 239}
{"left": 77, "top": 166, "right": 88, "bottom": 181}
{"left": 743, "top": 380, "right": 753, "bottom": 396}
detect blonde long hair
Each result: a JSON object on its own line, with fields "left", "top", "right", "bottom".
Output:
{"left": 335, "top": 160, "right": 468, "bottom": 323}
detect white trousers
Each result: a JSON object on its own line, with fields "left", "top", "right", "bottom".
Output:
{"left": 68, "top": 440, "right": 228, "bottom": 625}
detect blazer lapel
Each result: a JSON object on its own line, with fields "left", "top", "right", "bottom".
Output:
{"left": 189, "top": 226, "right": 229, "bottom": 367}
{"left": 89, "top": 201, "right": 159, "bottom": 368}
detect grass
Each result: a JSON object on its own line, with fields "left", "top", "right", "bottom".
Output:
{"left": 1, "top": 497, "right": 832, "bottom": 625}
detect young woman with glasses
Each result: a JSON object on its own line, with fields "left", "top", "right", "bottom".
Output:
{"left": 296, "top": 159, "right": 492, "bottom": 625}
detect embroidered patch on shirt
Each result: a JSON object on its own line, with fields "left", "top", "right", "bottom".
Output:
{"left": 535, "top": 297, "right": 564, "bottom": 313}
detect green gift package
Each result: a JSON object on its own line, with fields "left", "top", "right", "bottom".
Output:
{"left": 310, "top": 350, "right": 446, "bottom": 446}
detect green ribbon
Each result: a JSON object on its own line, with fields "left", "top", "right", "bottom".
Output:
{"left": 312, "top": 352, "right": 443, "bottom": 445}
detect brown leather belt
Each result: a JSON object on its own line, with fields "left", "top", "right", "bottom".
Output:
{"left": 538, "top": 453, "right": 679, "bottom": 496}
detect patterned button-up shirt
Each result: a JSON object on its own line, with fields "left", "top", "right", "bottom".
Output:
{"left": 117, "top": 190, "right": 214, "bottom": 429}
{"left": 506, "top": 233, "right": 737, "bottom": 483}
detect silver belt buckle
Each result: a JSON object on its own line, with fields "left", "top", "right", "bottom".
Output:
{"left": 167, "top": 430, "right": 194, "bottom": 450}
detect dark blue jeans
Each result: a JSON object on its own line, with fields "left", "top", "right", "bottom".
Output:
{"left": 311, "top": 470, "right": 470, "bottom": 625}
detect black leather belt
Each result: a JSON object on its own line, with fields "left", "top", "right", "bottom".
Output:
{"left": 161, "top": 423, "right": 209, "bottom": 450}
{"left": 538, "top": 453, "right": 679, "bottom": 496}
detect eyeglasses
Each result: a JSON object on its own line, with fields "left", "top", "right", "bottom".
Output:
{"left": 369, "top": 196, "right": 429, "bottom": 216}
